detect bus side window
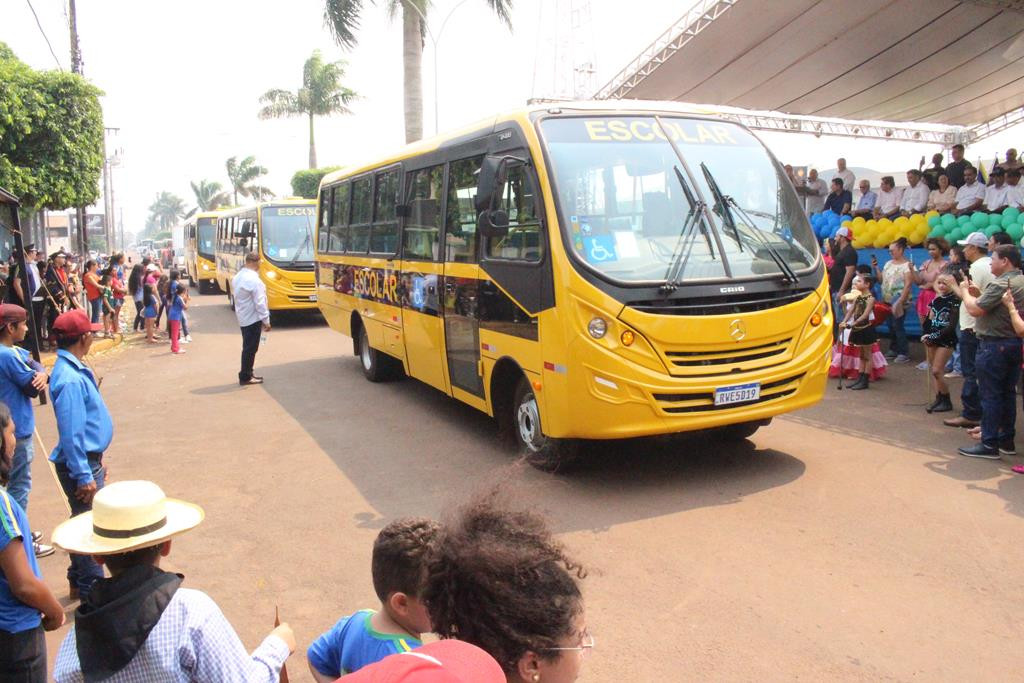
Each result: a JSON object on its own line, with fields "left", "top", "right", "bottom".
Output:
{"left": 370, "top": 169, "right": 399, "bottom": 254}
{"left": 331, "top": 183, "right": 350, "bottom": 253}
{"left": 485, "top": 162, "right": 543, "bottom": 262}
{"left": 445, "top": 156, "right": 483, "bottom": 263}
{"left": 349, "top": 176, "right": 373, "bottom": 253}
{"left": 403, "top": 164, "right": 443, "bottom": 261}
{"left": 318, "top": 187, "right": 333, "bottom": 253}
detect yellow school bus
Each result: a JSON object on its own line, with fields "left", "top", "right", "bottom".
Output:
{"left": 184, "top": 210, "right": 222, "bottom": 293}
{"left": 315, "top": 102, "right": 831, "bottom": 469}
{"left": 215, "top": 199, "right": 318, "bottom": 312}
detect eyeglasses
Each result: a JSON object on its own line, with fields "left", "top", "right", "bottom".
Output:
{"left": 540, "top": 631, "right": 595, "bottom": 655}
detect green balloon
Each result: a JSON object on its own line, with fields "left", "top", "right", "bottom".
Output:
{"left": 1009, "top": 224, "right": 1024, "bottom": 241}
{"left": 1005, "top": 207, "right": 1021, "bottom": 221}
{"left": 972, "top": 212, "right": 989, "bottom": 228}
{"left": 927, "top": 216, "right": 940, "bottom": 228}
{"left": 942, "top": 214, "right": 957, "bottom": 228}
{"left": 985, "top": 226, "right": 999, "bottom": 237}
{"left": 1002, "top": 213, "right": 1016, "bottom": 228}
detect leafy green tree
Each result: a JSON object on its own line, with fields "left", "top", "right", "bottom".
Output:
{"left": 0, "top": 42, "right": 103, "bottom": 211}
{"left": 190, "top": 179, "right": 231, "bottom": 212}
{"left": 323, "top": 0, "right": 512, "bottom": 143}
{"left": 226, "top": 156, "right": 274, "bottom": 205}
{"left": 147, "top": 191, "right": 186, "bottom": 232}
{"left": 291, "top": 166, "right": 342, "bottom": 199}
{"left": 259, "top": 51, "right": 356, "bottom": 169}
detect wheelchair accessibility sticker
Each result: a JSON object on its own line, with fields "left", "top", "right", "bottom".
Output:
{"left": 583, "top": 236, "right": 618, "bottom": 263}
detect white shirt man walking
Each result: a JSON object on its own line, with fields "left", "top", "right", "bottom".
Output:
{"left": 232, "top": 252, "right": 270, "bottom": 385}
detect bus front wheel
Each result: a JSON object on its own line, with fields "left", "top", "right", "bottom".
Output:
{"left": 512, "top": 378, "right": 579, "bottom": 473}
{"left": 226, "top": 285, "right": 235, "bottom": 311}
{"left": 358, "top": 325, "right": 402, "bottom": 382}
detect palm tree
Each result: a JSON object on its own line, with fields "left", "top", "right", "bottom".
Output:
{"left": 324, "top": 0, "right": 512, "bottom": 144}
{"left": 259, "top": 50, "right": 357, "bottom": 169}
{"left": 190, "top": 179, "right": 231, "bottom": 212}
{"left": 147, "top": 191, "right": 186, "bottom": 232}
{"left": 225, "top": 156, "right": 274, "bottom": 205}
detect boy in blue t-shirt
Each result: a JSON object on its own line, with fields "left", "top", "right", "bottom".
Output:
{"left": 0, "top": 404, "right": 64, "bottom": 680}
{"left": 308, "top": 518, "right": 440, "bottom": 681}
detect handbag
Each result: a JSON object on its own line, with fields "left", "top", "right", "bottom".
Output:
{"left": 872, "top": 301, "right": 892, "bottom": 326}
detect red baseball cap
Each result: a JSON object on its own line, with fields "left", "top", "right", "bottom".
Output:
{"left": 51, "top": 309, "right": 102, "bottom": 337}
{"left": 0, "top": 304, "right": 27, "bottom": 324}
{"left": 343, "top": 641, "right": 504, "bottom": 683}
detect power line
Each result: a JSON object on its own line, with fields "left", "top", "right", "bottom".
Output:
{"left": 24, "top": 0, "right": 64, "bottom": 70}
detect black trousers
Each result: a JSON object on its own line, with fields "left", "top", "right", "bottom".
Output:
{"left": 132, "top": 299, "right": 144, "bottom": 331}
{"left": 0, "top": 624, "right": 46, "bottom": 682}
{"left": 239, "top": 321, "right": 262, "bottom": 382}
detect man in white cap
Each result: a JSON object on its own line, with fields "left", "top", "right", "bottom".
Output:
{"left": 51, "top": 480, "right": 295, "bottom": 682}
{"left": 943, "top": 232, "right": 992, "bottom": 429}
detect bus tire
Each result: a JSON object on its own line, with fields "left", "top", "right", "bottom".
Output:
{"left": 358, "top": 325, "right": 401, "bottom": 382}
{"left": 512, "top": 378, "right": 579, "bottom": 473}
{"left": 198, "top": 280, "right": 213, "bottom": 295}
{"left": 226, "top": 284, "right": 235, "bottom": 312}
{"left": 713, "top": 418, "right": 771, "bottom": 442}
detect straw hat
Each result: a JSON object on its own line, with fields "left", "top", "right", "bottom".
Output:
{"left": 52, "top": 481, "right": 204, "bottom": 555}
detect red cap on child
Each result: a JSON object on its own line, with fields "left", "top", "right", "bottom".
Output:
{"left": 0, "top": 304, "right": 27, "bottom": 325}
{"left": 342, "top": 641, "right": 504, "bottom": 683}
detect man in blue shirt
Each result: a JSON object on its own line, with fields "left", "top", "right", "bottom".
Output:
{"left": 823, "top": 178, "right": 852, "bottom": 215}
{"left": 0, "top": 305, "right": 53, "bottom": 559}
{"left": 851, "top": 179, "right": 877, "bottom": 219}
{"left": 48, "top": 309, "right": 110, "bottom": 600}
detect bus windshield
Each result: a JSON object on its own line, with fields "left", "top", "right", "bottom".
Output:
{"left": 539, "top": 116, "right": 816, "bottom": 284}
{"left": 197, "top": 218, "right": 216, "bottom": 260}
{"left": 260, "top": 205, "right": 316, "bottom": 265}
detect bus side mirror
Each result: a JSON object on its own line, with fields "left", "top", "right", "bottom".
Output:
{"left": 478, "top": 209, "right": 509, "bottom": 237}
{"left": 475, "top": 156, "right": 506, "bottom": 213}
{"left": 240, "top": 237, "right": 248, "bottom": 249}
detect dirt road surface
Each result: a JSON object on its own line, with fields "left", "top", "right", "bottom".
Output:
{"left": 28, "top": 295, "right": 1024, "bottom": 681}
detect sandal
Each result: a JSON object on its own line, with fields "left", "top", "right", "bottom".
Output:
{"left": 1013, "top": 465, "right": 1024, "bottom": 475}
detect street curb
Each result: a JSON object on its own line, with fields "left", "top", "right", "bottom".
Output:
{"left": 39, "top": 334, "right": 123, "bottom": 370}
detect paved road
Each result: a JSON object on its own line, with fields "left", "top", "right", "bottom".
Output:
{"left": 28, "top": 294, "right": 1024, "bottom": 681}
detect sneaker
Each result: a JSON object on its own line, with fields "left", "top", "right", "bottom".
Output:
{"left": 999, "top": 442, "right": 1017, "bottom": 456}
{"left": 173, "top": 349, "right": 187, "bottom": 355}
{"left": 916, "top": 361, "right": 929, "bottom": 370}
{"left": 34, "top": 542, "right": 55, "bottom": 558}
{"left": 31, "top": 530, "right": 42, "bottom": 543}
{"left": 944, "top": 370, "right": 963, "bottom": 379}
{"left": 185, "top": 335, "right": 193, "bottom": 342}
{"left": 892, "top": 355, "right": 911, "bottom": 364}
{"left": 958, "top": 444, "right": 1001, "bottom": 459}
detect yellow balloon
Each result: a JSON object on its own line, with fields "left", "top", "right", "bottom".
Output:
{"left": 879, "top": 218, "right": 893, "bottom": 230}
{"left": 925, "top": 210, "right": 939, "bottom": 219}
{"left": 894, "top": 216, "right": 910, "bottom": 230}
{"left": 874, "top": 235, "right": 889, "bottom": 248}
{"left": 852, "top": 216, "right": 866, "bottom": 228}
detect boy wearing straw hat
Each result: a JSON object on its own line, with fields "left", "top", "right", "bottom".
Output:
{"left": 51, "top": 480, "right": 296, "bottom": 682}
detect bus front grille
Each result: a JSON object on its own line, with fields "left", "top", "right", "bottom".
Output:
{"left": 664, "top": 338, "right": 791, "bottom": 370}
{"left": 627, "top": 288, "right": 815, "bottom": 316}
{"left": 652, "top": 373, "right": 805, "bottom": 414}
{"left": 292, "top": 282, "right": 315, "bottom": 289}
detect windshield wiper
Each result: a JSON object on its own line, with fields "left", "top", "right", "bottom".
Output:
{"left": 287, "top": 219, "right": 314, "bottom": 266}
{"left": 699, "top": 163, "right": 798, "bottom": 284}
{"left": 662, "top": 166, "right": 707, "bottom": 292}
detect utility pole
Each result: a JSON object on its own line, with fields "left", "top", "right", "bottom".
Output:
{"left": 68, "top": 0, "right": 88, "bottom": 261}
{"left": 101, "top": 127, "right": 121, "bottom": 255}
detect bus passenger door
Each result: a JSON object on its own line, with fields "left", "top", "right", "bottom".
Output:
{"left": 442, "top": 156, "right": 486, "bottom": 406}
{"left": 400, "top": 164, "right": 449, "bottom": 393}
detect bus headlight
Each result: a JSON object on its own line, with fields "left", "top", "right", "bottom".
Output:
{"left": 201, "top": 263, "right": 209, "bottom": 271}
{"left": 265, "top": 270, "right": 277, "bottom": 279}
{"left": 588, "top": 317, "right": 607, "bottom": 339}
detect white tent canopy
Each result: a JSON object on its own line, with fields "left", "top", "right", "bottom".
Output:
{"left": 596, "top": 0, "right": 1024, "bottom": 140}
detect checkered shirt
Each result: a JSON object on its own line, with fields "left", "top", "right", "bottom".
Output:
{"left": 53, "top": 588, "right": 290, "bottom": 682}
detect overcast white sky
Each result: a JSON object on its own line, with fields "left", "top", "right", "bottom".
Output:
{"left": 5, "top": 0, "right": 1023, "bottom": 237}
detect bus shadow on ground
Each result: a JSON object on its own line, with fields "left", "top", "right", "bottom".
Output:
{"left": 257, "top": 355, "right": 806, "bottom": 533}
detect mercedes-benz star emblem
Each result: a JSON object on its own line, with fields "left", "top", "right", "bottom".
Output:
{"left": 729, "top": 318, "right": 746, "bottom": 341}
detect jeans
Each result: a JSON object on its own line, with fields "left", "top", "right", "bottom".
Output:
{"left": 888, "top": 308, "right": 909, "bottom": 356}
{"left": 88, "top": 297, "right": 101, "bottom": 325}
{"left": 181, "top": 313, "right": 189, "bottom": 338}
{"left": 6, "top": 436, "right": 33, "bottom": 513}
{"left": 55, "top": 454, "right": 105, "bottom": 598}
{"left": 0, "top": 624, "right": 46, "bottom": 683}
{"left": 959, "top": 329, "right": 981, "bottom": 421}
{"left": 239, "top": 321, "right": 262, "bottom": 382}
{"left": 976, "top": 338, "right": 1023, "bottom": 448}
{"left": 132, "top": 299, "right": 144, "bottom": 331}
